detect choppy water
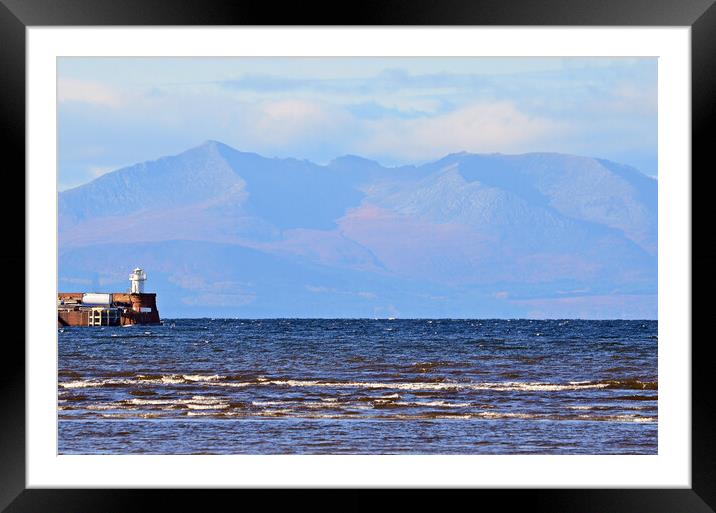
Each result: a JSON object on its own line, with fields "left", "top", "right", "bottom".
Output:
{"left": 58, "top": 319, "right": 657, "bottom": 454}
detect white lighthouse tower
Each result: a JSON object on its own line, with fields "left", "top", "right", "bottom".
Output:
{"left": 129, "top": 267, "right": 147, "bottom": 294}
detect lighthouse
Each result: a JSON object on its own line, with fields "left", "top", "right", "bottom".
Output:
{"left": 58, "top": 267, "right": 160, "bottom": 326}
{"left": 129, "top": 267, "right": 147, "bottom": 294}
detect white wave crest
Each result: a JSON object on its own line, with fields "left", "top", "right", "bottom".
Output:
{"left": 126, "top": 395, "right": 228, "bottom": 409}
{"left": 126, "top": 398, "right": 177, "bottom": 406}
{"left": 60, "top": 379, "right": 105, "bottom": 389}
{"left": 263, "top": 379, "right": 609, "bottom": 392}
{"left": 395, "top": 400, "right": 471, "bottom": 408}
{"left": 183, "top": 374, "right": 222, "bottom": 382}
{"left": 59, "top": 376, "right": 612, "bottom": 394}
{"left": 578, "top": 414, "right": 656, "bottom": 423}
{"left": 251, "top": 400, "right": 286, "bottom": 406}
{"left": 186, "top": 403, "right": 229, "bottom": 410}
{"left": 476, "top": 411, "right": 536, "bottom": 419}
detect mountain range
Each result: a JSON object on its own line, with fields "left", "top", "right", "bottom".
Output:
{"left": 58, "top": 140, "right": 657, "bottom": 318}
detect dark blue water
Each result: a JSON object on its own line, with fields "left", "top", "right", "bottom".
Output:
{"left": 58, "top": 319, "right": 657, "bottom": 454}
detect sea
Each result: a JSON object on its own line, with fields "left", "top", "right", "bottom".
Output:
{"left": 58, "top": 319, "right": 657, "bottom": 454}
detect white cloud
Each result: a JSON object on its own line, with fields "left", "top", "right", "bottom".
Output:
{"left": 88, "top": 165, "right": 114, "bottom": 177}
{"left": 58, "top": 77, "right": 123, "bottom": 108}
{"left": 372, "top": 96, "right": 444, "bottom": 115}
{"left": 58, "top": 57, "right": 657, "bottom": 188}
{"left": 249, "top": 99, "right": 351, "bottom": 145}
{"left": 606, "top": 84, "right": 657, "bottom": 116}
{"left": 358, "top": 102, "right": 563, "bottom": 160}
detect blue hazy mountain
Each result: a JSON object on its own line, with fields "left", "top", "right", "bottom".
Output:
{"left": 58, "top": 141, "right": 657, "bottom": 319}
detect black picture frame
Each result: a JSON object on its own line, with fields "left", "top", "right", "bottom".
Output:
{"left": 4, "top": 0, "right": 714, "bottom": 511}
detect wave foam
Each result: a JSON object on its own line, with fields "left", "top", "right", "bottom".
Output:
{"left": 395, "top": 400, "right": 472, "bottom": 408}
{"left": 183, "top": 374, "right": 222, "bottom": 382}
{"left": 59, "top": 375, "right": 656, "bottom": 396}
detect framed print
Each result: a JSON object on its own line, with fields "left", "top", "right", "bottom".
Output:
{"left": 5, "top": 0, "right": 715, "bottom": 510}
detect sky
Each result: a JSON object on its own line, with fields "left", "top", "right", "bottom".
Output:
{"left": 57, "top": 57, "right": 657, "bottom": 190}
